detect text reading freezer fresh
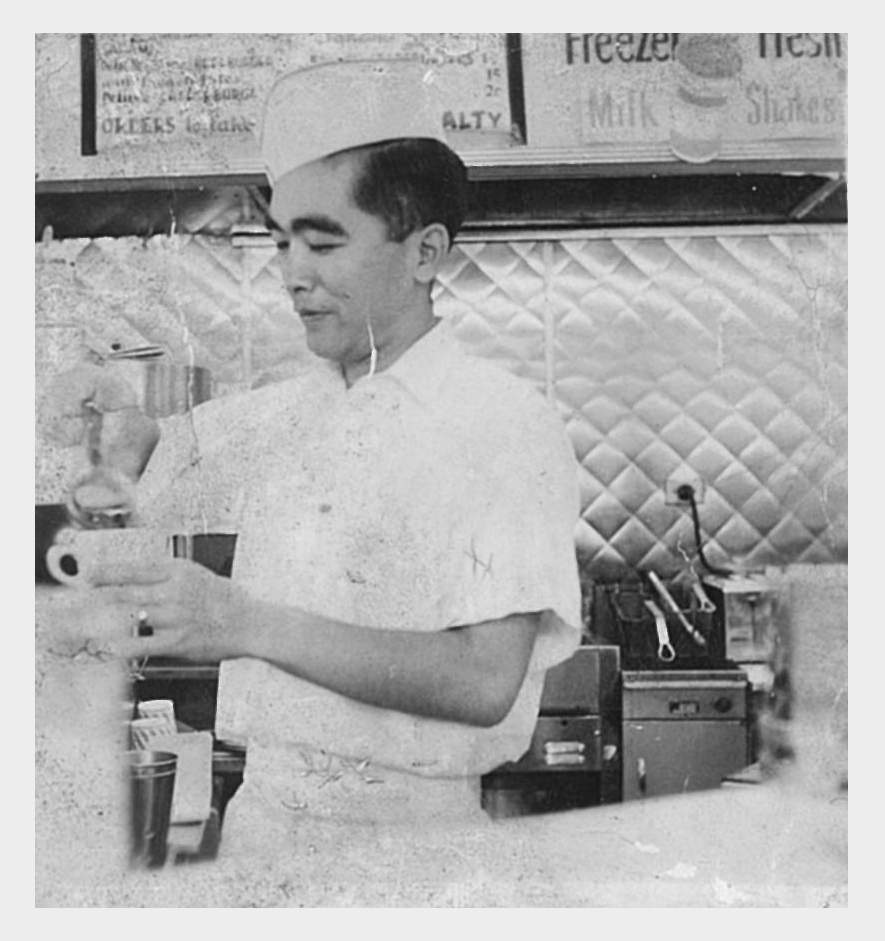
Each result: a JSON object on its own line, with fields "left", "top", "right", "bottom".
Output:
{"left": 564, "top": 33, "right": 844, "bottom": 66}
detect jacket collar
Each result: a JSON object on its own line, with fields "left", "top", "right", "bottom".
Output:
{"left": 350, "top": 317, "right": 459, "bottom": 407}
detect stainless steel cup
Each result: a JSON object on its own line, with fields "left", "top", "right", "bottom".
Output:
{"left": 128, "top": 750, "right": 177, "bottom": 868}
{"left": 111, "top": 359, "right": 211, "bottom": 418}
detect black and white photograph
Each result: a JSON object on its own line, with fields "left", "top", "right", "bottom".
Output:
{"left": 32, "top": 29, "right": 848, "bottom": 909}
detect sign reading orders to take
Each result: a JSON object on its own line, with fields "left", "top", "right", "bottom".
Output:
{"left": 93, "top": 33, "right": 516, "bottom": 170}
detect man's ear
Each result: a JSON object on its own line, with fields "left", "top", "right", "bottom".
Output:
{"left": 412, "top": 223, "right": 451, "bottom": 284}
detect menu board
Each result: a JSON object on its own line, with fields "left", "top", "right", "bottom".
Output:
{"left": 521, "top": 33, "right": 846, "bottom": 164}
{"left": 38, "top": 33, "right": 847, "bottom": 182}
{"left": 90, "top": 33, "right": 517, "bottom": 167}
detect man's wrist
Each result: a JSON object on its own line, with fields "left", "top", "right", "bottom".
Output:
{"left": 227, "top": 593, "right": 305, "bottom": 665}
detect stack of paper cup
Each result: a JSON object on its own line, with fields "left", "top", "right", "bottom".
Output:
{"left": 136, "top": 699, "right": 176, "bottom": 728}
{"left": 130, "top": 700, "right": 176, "bottom": 748}
{"left": 130, "top": 718, "right": 171, "bottom": 750}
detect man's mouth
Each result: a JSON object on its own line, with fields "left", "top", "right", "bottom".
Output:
{"left": 297, "top": 309, "right": 332, "bottom": 323}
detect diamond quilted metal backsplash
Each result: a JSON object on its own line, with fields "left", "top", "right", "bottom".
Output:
{"left": 36, "top": 226, "right": 846, "bottom": 576}
{"left": 437, "top": 228, "right": 847, "bottom": 576}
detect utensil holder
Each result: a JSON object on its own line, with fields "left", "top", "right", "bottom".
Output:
{"left": 596, "top": 579, "right": 717, "bottom": 667}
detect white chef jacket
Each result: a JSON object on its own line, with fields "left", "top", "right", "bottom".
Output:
{"left": 138, "top": 319, "right": 581, "bottom": 825}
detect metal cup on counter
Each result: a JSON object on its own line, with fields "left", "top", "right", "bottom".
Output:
{"left": 104, "top": 346, "right": 211, "bottom": 419}
{"left": 128, "top": 749, "right": 178, "bottom": 868}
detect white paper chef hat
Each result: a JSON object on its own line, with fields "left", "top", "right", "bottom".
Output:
{"left": 260, "top": 59, "right": 448, "bottom": 184}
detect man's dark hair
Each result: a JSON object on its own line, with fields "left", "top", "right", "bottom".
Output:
{"left": 339, "top": 138, "right": 469, "bottom": 245}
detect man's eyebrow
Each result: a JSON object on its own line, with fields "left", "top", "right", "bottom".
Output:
{"left": 273, "top": 214, "right": 349, "bottom": 238}
{"left": 248, "top": 187, "right": 347, "bottom": 239}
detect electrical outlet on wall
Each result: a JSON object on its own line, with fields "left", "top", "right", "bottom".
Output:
{"left": 665, "top": 469, "right": 705, "bottom": 505}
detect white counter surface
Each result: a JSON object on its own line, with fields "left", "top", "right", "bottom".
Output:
{"left": 35, "top": 585, "right": 847, "bottom": 907}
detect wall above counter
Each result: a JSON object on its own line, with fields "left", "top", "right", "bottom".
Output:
{"left": 36, "top": 33, "right": 846, "bottom": 187}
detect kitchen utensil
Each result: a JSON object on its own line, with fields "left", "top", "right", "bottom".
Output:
{"left": 65, "top": 399, "right": 136, "bottom": 530}
{"left": 128, "top": 750, "right": 177, "bottom": 868}
{"left": 690, "top": 579, "right": 717, "bottom": 613}
{"left": 644, "top": 599, "right": 676, "bottom": 662}
{"left": 648, "top": 570, "right": 708, "bottom": 648}
{"left": 45, "top": 527, "right": 172, "bottom": 588}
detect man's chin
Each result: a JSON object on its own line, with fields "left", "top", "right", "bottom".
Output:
{"left": 303, "top": 334, "right": 342, "bottom": 363}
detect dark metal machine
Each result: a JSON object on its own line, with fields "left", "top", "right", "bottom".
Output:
{"left": 481, "top": 645, "right": 621, "bottom": 817}
{"left": 621, "top": 668, "right": 749, "bottom": 801}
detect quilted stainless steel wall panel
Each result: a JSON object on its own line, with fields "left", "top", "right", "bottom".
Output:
{"left": 436, "top": 226, "right": 847, "bottom": 576}
{"left": 36, "top": 225, "right": 846, "bottom": 576}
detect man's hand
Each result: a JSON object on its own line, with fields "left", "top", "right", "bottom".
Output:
{"left": 89, "top": 558, "right": 253, "bottom": 662}
{"left": 39, "top": 364, "right": 160, "bottom": 480}
{"left": 85, "top": 553, "right": 540, "bottom": 727}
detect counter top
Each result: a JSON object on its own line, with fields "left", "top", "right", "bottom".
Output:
{"left": 112, "top": 751, "right": 850, "bottom": 903}
{"left": 44, "top": 776, "right": 846, "bottom": 907}
{"left": 35, "top": 585, "right": 847, "bottom": 907}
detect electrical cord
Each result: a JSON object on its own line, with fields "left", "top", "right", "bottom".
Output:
{"left": 676, "top": 483, "right": 733, "bottom": 577}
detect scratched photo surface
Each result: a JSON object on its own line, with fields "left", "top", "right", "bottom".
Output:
{"left": 35, "top": 33, "right": 847, "bottom": 907}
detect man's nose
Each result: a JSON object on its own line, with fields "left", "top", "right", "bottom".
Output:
{"left": 278, "top": 243, "right": 315, "bottom": 293}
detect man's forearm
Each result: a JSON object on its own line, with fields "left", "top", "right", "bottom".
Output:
{"left": 240, "top": 599, "right": 539, "bottom": 728}
{"left": 98, "top": 559, "right": 541, "bottom": 728}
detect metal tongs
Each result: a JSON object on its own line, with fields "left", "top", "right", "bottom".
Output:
{"left": 647, "top": 570, "right": 707, "bottom": 649}
{"left": 643, "top": 599, "right": 676, "bottom": 662}
{"left": 674, "top": 541, "right": 717, "bottom": 614}
{"left": 689, "top": 578, "right": 716, "bottom": 614}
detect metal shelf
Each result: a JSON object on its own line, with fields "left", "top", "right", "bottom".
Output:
{"left": 35, "top": 168, "right": 847, "bottom": 243}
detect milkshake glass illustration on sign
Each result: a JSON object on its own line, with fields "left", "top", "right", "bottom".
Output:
{"left": 669, "top": 34, "right": 743, "bottom": 163}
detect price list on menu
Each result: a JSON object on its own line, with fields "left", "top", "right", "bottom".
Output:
{"left": 89, "top": 33, "right": 518, "bottom": 170}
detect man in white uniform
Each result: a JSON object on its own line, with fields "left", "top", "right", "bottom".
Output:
{"left": 46, "top": 60, "right": 582, "bottom": 853}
